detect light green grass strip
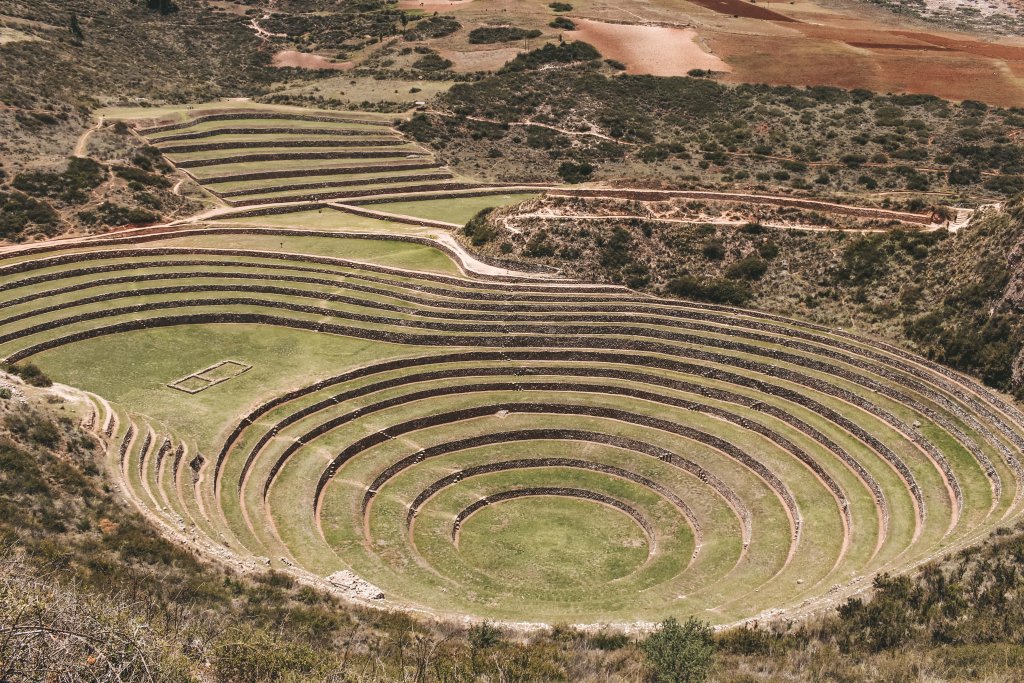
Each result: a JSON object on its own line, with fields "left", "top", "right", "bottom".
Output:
{"left": 368, "top": 193, "right": 537, "bottom": 224}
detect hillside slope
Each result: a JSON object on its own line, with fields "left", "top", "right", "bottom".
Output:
{"left": 470, "top": 197, "right": 1024, "bottom": 396}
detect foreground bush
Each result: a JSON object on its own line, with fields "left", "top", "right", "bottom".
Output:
{"left": 642, "top": 618, "right": 716, "bottom": 683}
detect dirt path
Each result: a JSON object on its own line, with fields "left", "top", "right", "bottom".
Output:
{"left": 549, "top": 187, "right": 941, "bottom": 225}
{"left": 73, "top": 116, "right": 105, "bottom": 158}
{"left": 508, "top": 212, "right": 907, "bottom": 234}
{"left": 248, "top": 0, "right": 285, "bottom": 41}
{"left": 428, "top": 110, "right": 633, "bottom": 145}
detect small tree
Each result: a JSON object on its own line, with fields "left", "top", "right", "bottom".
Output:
{"left": 641, "top": 617, "right": 716, "bottom": 683}
{"left": 557, "top": 160, "right": 593, "bottom": 184}
{"left": 68, "top": 13, "right": 84, "bottom": 40}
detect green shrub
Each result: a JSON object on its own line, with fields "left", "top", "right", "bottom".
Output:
{"left": 758, "top": 241, "right": 780, "bottom": 260}
{"left": 985, "top": 174, "right": 1024, "bottom": 194}
{"left": 469, "top": 621, "right": 503, "bottom": 648}
{"left": 702, "top": 239, "right": 725, "bottom": 260}
{"left": 524, "top": 231, "right": 556, "bottom": 257}
{"left": 558, "top": 160, "right": 594, "bottom": 183}
{"left": 717, "top": 625, "right": 793, "bottom": 656}
{"left": 77, "top": 202, "right": 159, "bottom": 227}
{"left": 599, "top": 226, "right": 633, "bottom": 271}
{"left": 3, "top": 363, "right": 53, "bottom": 387}
{"left": 587, "top": 630, "right": 630, "bottom": 650}
{"left": 666, "top": 276, "right": 752, "bottom": 305}
{"left": 641, "top": 617, "right": 716, "bottom": 683}
{"left": 463, "top": 208, "right": 498, "bottom": 246}
{"left": 857, "top": 174, "right": 878, "bottom": 190}
{"left": 0, "top": 436, "right": 49, "bottom": 496}
{"left": 725, "top": 255, "right": 769, "bottom": 280}
{"left": 412, "top": 53, "right": 453, "bottom": 71}
{"left": 550, "top": 16, "right": 576, "bottom": 30}
{"left": 468, "top": 26, "right": 542, "bottom": 44}
{"left": 403, "top": 15, "right": 460, "bottom": 40}
{"left": 113, "top": 165, "right": 170, "bottom": 188}
{"left": 604, "top": 58, "right": 626, "bottom": 70}
{"left": 841, "top": 153, "right": 867, "bottom": 168}
{"left": 212, "top": 627, "right": 326, "bottom": 682}
{"left": 948, "top": 165, "right": 981, "bottom": 185}
{"left": 0, "top": 191, "right": 60, "bottom": 239}
{"left": 12, "top": 157, "right": 106, "bottom": 204}
{"left": 549, "top": 2, "right": 572, "bottom": 10}
{"left": 499, "top": 41, "right": 600, "bottom": 73}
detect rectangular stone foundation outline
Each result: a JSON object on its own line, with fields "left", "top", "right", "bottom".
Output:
{"left": 168, "top": 360, "right": 252, "bottom": 394}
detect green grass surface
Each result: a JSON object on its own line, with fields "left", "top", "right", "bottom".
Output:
{"left": 206, "top": 168, "right": 448, "bottom": 194}
{"left": 214, "top": 211, "right": 421, "bottom": 232}
{"left": 369, "top": 193, "right": 538, "bottom": 223}
{"left": 146, "top": 118, "right": 392, "bottom": 139}
{"left": 231, "top": 179, "right": 465, "bottom": 202}
{"left": 456, "top": 496, "right": 650, "bottom": 588}
{"left": 33, "top": 325, "right": 414, "bottom": 448}
{"left": 167, "top": 143, "right": 422, "bottom": 162}
{"left": 188, "top": 157, "right": 432, "bottom": 179}
{"left": 139, "top": 233, "right": 463, "bottom": 274}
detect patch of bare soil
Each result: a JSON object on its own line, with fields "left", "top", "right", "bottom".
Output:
{"left": 271, "top": 50, "right": 354, "bottom": 70}
{"left": 439, "top": 46, "right": 525, "bottom": 73}
{"left": 0, "top": 26, "right": 39, "bottom": 45}
{"left": 568, "top": 20, "right": 731, "bottom": 75}
{"left": 844, "top": 41, "right": 950, "bottom": 51}
{"left": 398, "top": 0, "right": 475, "bottom": 8}
{"left": 205, "top": 0, "right": 251, "bottom": 15}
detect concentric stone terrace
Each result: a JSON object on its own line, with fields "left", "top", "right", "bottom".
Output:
{"left": 136, "top": 108, "right": 545, "bottom": 214}
{"left": 5, "top": 229, "right": 1024, "bottom": 625}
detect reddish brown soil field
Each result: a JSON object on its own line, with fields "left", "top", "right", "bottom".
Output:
{"left": 568, "top": 20, "right": 731, "bottom": 76}
{"left": 705, "top": 12, "right": 1024, "bottom": 105}
{"left": 686, "top": 0, "right": 798, "bottom": 22}
{"left": 845, "top": 41, "right": 950, "bottom": 51}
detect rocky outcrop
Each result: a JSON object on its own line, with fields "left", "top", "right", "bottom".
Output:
{"left": 326, "top": 570, "right": 384, "bottom": 600}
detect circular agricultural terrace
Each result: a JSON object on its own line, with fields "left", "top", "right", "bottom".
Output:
{"left": 4, "top": 231, "right": 1024, "bottom": 626}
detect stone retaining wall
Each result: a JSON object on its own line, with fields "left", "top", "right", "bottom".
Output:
{"left": 7, "top": 277, "right": 971, "bottom": 514}
{"left": 160, "top": 139, "right": 407, "bottom": 154}
{"left": 119, "top": 424, "right": 136, "bottom": 471}
{"left": 174, "top": 149, "right": 424, "bottom": 169}
{"left": 452, "top": 487, "right": 655, "bottom": 542}
{"left": 406, "top": 457, "right": 700, "bottom": 552}
{"left": 198, "top": 162, "right": 442, "bottom": 185}
{"left": 137, "top": 112, "right": 392, "bottom": 136}
{"left": 217, "top": 172, "right": 454, "bottom": 198}
{"left": 229, "top": 182, "right": 497, "bottom": 207}
{"left": 153, "top": 127, "right": 393, "bottom": 143}
{"left": 346, "top": 186, "right": 550, "bottom": 207}
{"left": 327, "top": 409, "right": 769, "bottom": 546}
{"left": 138, "top": 430, "right": 153, "bottom": 478}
